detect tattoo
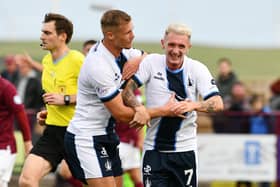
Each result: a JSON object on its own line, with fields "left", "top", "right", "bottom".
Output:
{"left": 200, "top": 100, "right": 216, "bottom": 112}
{"left": 122, "top": 79, "right": 141, "bottom": 108}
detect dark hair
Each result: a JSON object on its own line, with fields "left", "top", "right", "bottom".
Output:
{"left": 217, "top": 57, "right": 232, "bottom": 65}
{"left": 83, "top": 39, "right": 97, "bottom": 48}
{"left": 43, "top": 13, "right": 73, "bottom": 44}
{"left": 101, "top": 9, "right": 131, "bottom": 33}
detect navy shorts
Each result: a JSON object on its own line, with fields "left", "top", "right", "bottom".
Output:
{"left": 64, "top": 131, "right": 123, "bottom": 184}
{"left": 30, "top": 125, "right": 67, "bottom": 172}
{"left": 142, "top": 150, "right": 197, "bottom": 187}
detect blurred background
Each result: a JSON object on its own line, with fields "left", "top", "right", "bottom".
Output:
{"left": 1, "top": 0, "right": 280, "bottom": 187}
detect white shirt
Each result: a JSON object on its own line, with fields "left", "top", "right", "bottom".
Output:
{"left": 67, "top": 41, "right": 142, "bottom": 136}
{"left": 134, "top": 54, "right": 219, "bottom": 152}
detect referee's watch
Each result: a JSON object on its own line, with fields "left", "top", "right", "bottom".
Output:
{"left": 64, "top": 95, "right": 70, "bottom": 105}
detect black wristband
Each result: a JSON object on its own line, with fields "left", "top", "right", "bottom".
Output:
{"left": 64, "top": 95, "right": 70, "bottom": 105}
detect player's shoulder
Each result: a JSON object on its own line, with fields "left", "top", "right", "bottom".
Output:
{"left": 145, "top": 53, "right": 165, "bottom": 62}
{"left": 185, "top": 56, "right": 208, "bottom": 69}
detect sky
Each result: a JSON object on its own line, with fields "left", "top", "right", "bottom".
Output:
{"left": 1, "top": 0, "right": 280, "bottom": 48}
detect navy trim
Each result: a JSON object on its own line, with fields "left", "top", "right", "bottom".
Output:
{"left": 106, "top": 117, "right": 115, "bottom": 134}
{"left": 93, "top": 41, "right": 100, "bottom": 52}
{"left": 203, "top": 91, "right": 220, "bottom": 100}
{"left": 100, "top": 89, "right": 120, "bottom": 102}
{"left": 132, "top": 75, "right": 142, "bottom": 87}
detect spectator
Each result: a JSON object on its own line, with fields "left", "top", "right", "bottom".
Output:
{"left": 269, "top": 78, "right": 280, "bottom": 111}
{"left": 0, "top": 76, "right": 32, "bottom": 187}
{"left": 216, "top": 57, "right": 239, "bottom": 99}
{"left": 16, "top": 55, "right": 45, "bottom": 143}
{"left": 82, "top": 39, "right": 97, "bottom": 55}
{"left": 1, "top": 55, "right": 20, "bottom": 86}
{"left": 213, "top": 81, "right": 250, "bottom": 133}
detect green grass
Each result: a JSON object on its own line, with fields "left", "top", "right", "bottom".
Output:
{"left": 1, "top": 41, "right": 280, "bottom": 82}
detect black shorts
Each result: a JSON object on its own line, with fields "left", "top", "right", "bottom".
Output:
{"left": 142, "top": 150, "right": 197, "bottom": 187}
{"left": 30, "top": 125, "right": 67, "bottom": 172}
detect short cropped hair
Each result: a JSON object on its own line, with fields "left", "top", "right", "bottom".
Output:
{"left": 43, "top": 13, "right": 73, "bottom": 44}
{"left": 101, "top": 9, "right": 131, "bottom": 33}
{"left": 83, "top": 39, "right": 97, "bottom": 48}
{"left": 165, "top": 23, "right": 192, "bottom": 39}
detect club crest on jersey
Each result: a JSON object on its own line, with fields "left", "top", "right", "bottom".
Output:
{"left": 104, "top": 160, "right": 112, "bottom": 171}
{"left": 114, "top": 73, "right": 120, "bottom": 81}
{"left": 211, "top": 79, "right": 216, "bottom": 85}
{"left": 153, "top": 72, "right": 164, "bottom": 81}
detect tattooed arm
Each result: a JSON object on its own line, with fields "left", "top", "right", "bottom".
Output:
{"left": 172, "top": 95, "right": 224, "bottom": 115}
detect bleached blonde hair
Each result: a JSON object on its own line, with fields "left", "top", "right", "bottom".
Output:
{"left": 164, "top": 23, "right": 192, "bottom": 39}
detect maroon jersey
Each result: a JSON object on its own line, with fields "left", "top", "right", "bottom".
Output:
{"left": 0, "top": 77, "right": 31, "bottom": 153}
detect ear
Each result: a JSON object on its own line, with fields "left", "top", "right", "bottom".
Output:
{"left": 160, "top": 39, "right": 165, "bottom": 49}
{"left": 106, "top": 31, "right": 114, "bottom": 40}
{"left": 59, "top": 32, "right": 67, "bottom": 43}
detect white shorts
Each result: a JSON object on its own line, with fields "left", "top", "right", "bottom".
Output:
{"left": 119, "top": 142, "right": 141, "bottom": 171}
{"left": 0, "top": 147, "right": 17, "bottom": 183}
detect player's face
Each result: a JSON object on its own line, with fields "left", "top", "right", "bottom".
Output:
{"left": 40, "top": 21, "right": 65, "bottom": 51}
{"left": 161, "top": 32, "right": 191, "bottom": 70}
{"left": 113, "top": 21, "right": 135, "bottom": 49}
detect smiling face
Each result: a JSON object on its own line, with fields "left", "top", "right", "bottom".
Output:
{"left": 161, "top": 25, "right": 192, "bottom": 70}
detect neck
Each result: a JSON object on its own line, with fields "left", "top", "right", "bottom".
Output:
{"left": 51, "top": 44, "right": 69, "bottom": 61}
{"left": 102, "top": 39, "right": 122, "bottom": 58}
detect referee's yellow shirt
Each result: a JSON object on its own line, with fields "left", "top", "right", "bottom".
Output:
{"left": 42, "top": 50, "right": 84, "bottom": 127}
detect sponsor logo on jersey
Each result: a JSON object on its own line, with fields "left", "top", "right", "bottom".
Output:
{"left": 153, "top": 72, "right": 164, "bottom": 81}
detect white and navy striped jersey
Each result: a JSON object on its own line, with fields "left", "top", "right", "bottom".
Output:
{"left": 134, "top": 54, "right": 219, "bottom": 152}
{"left": 67, "top": 41, "right": 142, "bottom": 136}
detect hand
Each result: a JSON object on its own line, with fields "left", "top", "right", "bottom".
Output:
{"left": 163, "top": 93, "right": 186, "bottom": 118}
{"left": 129, "top": 105, "right": 151, "bottom": 130}
{"left": 37, "top": 110, "right": 47, "bottom": 126}
{"left": 172, "top": 99, "right": 196, "bottom": 115}
{"left": 24, "top": 141, "right": 33, "bottom": 156}
{"left": 43, "top": 93, "right": 64, "bottom": 105}
{"left": 122, "top": 57, "right": 141, "bottom": 80}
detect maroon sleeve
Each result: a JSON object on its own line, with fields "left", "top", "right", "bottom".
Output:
{"left": 15, "top": 110, "right": 31, "bottom": 141}
{"left": 3, "top": 82, "right": 31, "bottom": 141}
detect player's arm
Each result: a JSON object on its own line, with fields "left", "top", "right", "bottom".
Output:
{"left": 172, "top": 95, "right": 224, "bottom": 114}
{"left": 103, "top": 93, "right": 150, "bottom": 129}
{"left": 122, "top": 52, "right": 147, "bottom": 80}
{"left": 4, "top": 85, "right": 32, "bottom": 155}
{"left": 122, "top": 79, "right": 186, "bottom": 119}
{"left": 15, "top": 109, "right": 33, "bottom": 155}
